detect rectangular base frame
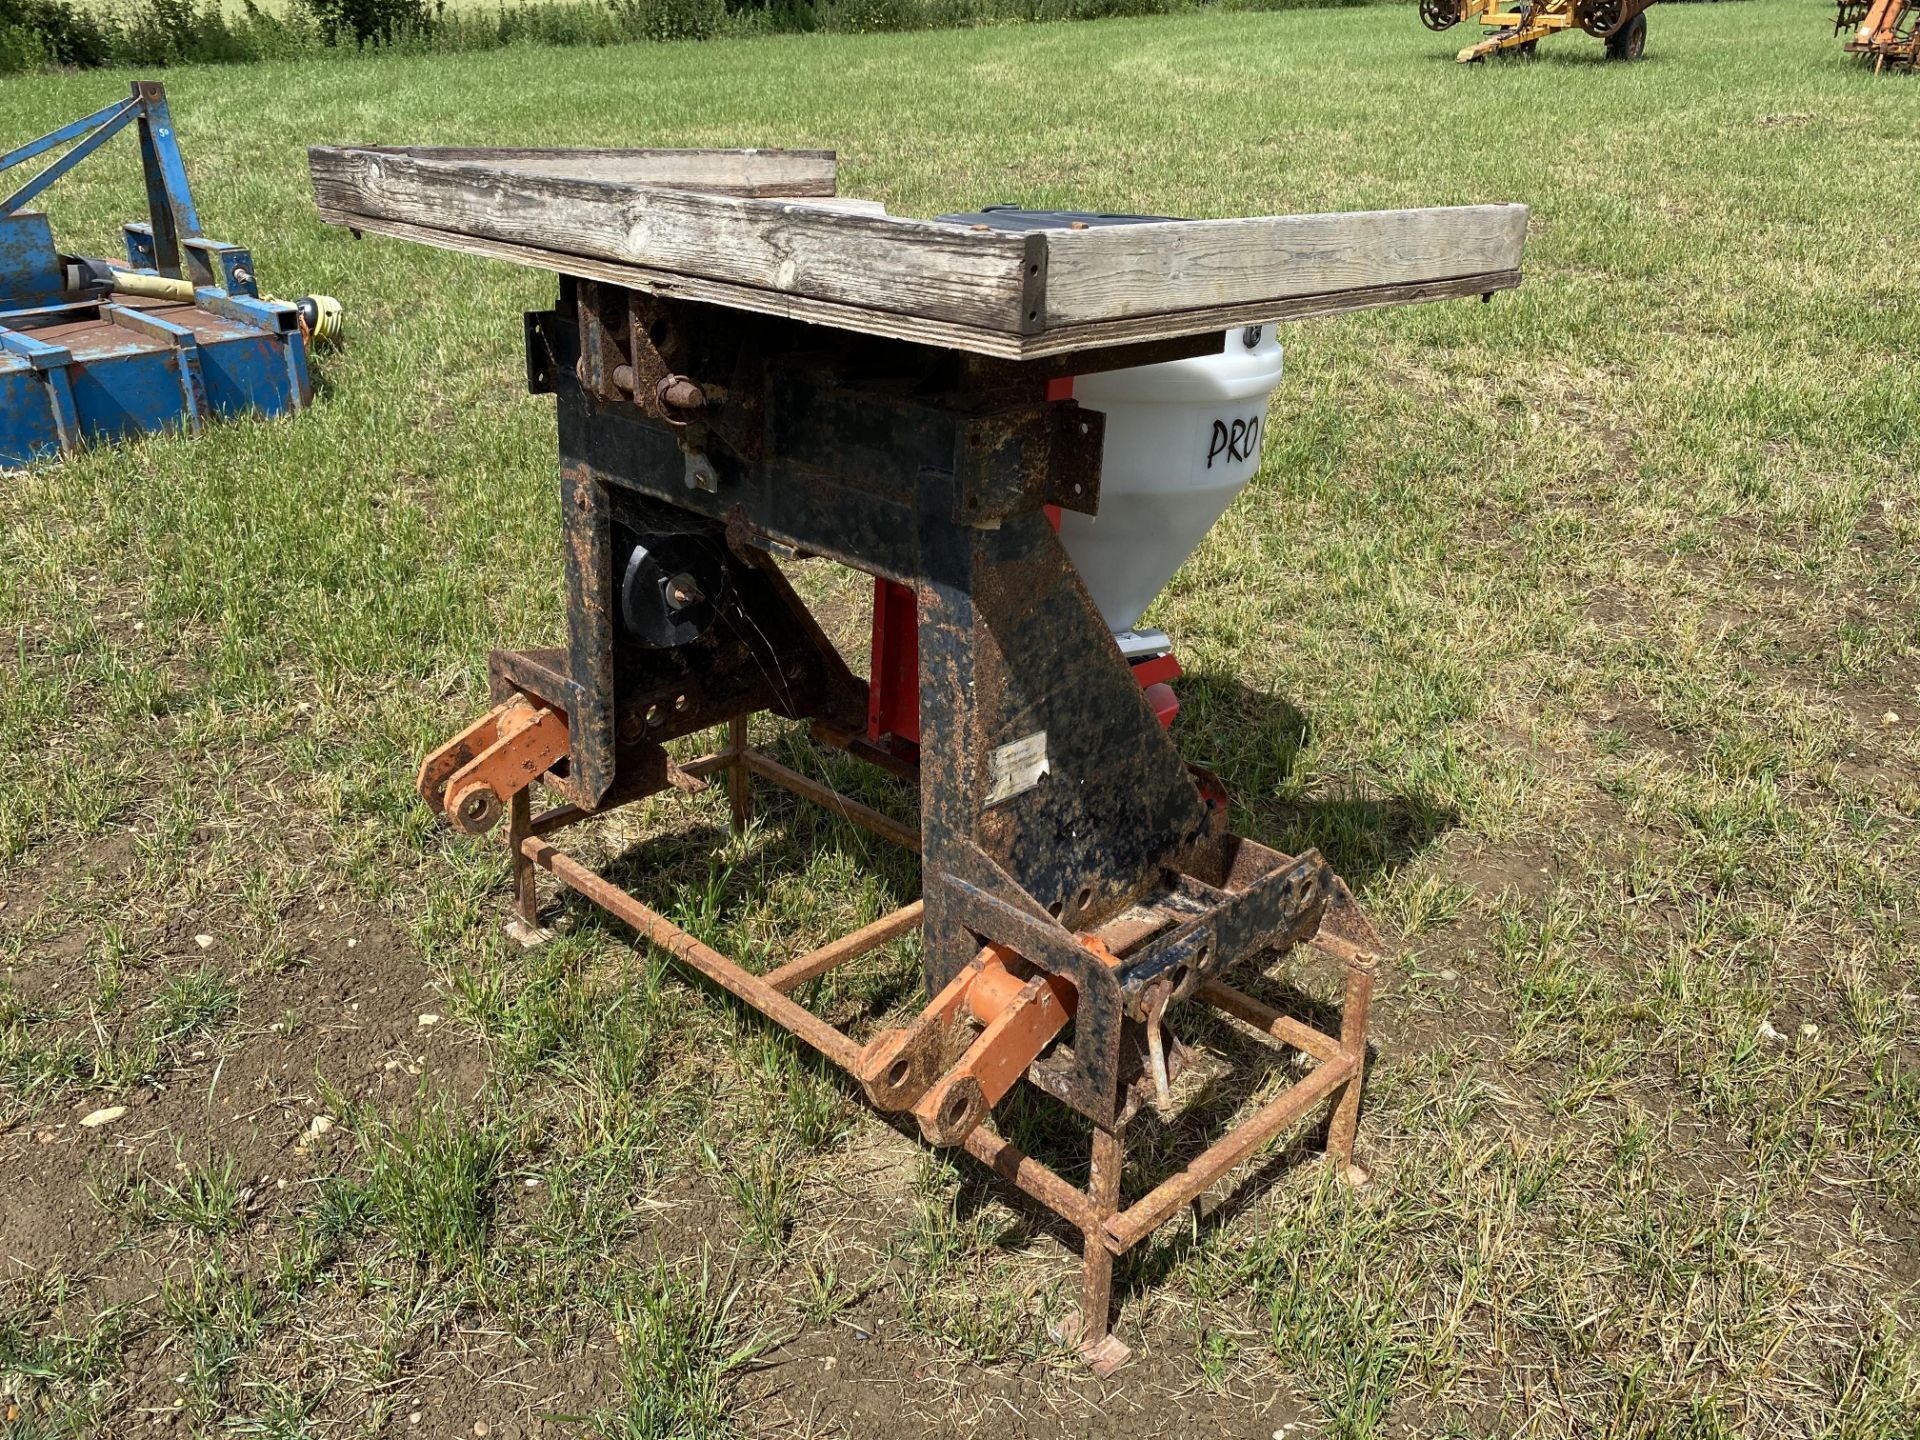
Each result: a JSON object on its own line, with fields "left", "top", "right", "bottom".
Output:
{"left": 500, "top": 717, "right": 1374, "bottom": 1374}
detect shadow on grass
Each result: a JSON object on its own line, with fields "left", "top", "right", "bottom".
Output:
{"left": 1176, "top": 667, "right": 1460, "bottom": 892}
{"left": 1418, "top": 37, "right": 1666, "bottom": 68}
{"left": 939, "top": 986, "right": 1379, "bottom": 1290}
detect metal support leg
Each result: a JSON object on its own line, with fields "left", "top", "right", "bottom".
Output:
{"left": 504, "top": 787, "right": 550, "bottom": 948}
{"left": 1325, "top": 953, "right": 1375, "bottom": 1183}
{"left": 1079, "top": 1123, "right": 1129, "bottom": 1375}
{"left": 726, "top": 715, "right": 752, "bottom": 835}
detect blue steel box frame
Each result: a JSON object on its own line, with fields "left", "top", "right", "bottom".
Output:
{"left": 1, "top": 81, "right": 314, "bottom": 470}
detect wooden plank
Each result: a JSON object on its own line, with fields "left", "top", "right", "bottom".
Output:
{"left": 316, "top": 205, "right": 1519, "bottom": 360}
{"left": 313, "top": 206, "right": 1035, "bottom": 356}
{"left": 340, "top": 145, "right": 838, "bottom": 197}
{"left": 309, "top": 147, "right": 1039, "bottom": 334}
{"left": 1036, "top": 205, "right": 1530, "bottom": 326}
{"left": 1025, "top": 270, "right": 1523, "bottom": 356}
{"left": 310, "top": 147, "right": 1527, "bottom": 341}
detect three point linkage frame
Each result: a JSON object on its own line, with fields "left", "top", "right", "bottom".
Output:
{"left": 419, "top": 277, "right": 1383, "bottom": 1373}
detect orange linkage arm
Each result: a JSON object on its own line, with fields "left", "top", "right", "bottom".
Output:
{"left": 417, "top": 695, "right": 570, "bottom": 836}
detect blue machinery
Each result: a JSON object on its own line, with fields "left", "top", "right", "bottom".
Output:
{"left": 1, "top": 81, "right": 330, "bottom": 469}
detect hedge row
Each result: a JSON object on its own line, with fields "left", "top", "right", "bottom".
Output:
{"left": 0, "top": 0, "right": 1741, "bottom": 75}
{"left": 0, "top": 0, "right": 1384, "bottom": 73}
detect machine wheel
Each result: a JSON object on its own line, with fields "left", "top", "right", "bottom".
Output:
{"left": 1577, "top": 0, "right": 1620, "bottom": 37}
{"left": 1605, "top": 10, "right": 1647, "bottom": 59}
{"left": 1517, "top": 38, "right": 1539, "bottom": 55}
{"left": 1420, "top": 0, "right": 1459, "bottom": 31}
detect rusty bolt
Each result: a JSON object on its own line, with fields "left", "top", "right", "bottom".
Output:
{"left": 611, "top": 364, "right": 637, "bottom": 393}
{"left": 664, "top": 572, "right": 703, "bottom": 610}
{"left": 657, "top": 375, "right": 706, "bottom": 412}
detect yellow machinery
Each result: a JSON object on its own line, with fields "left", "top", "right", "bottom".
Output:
{"left": 1422, "top": 0, "right": 1656, "bottom": 62}
{"left": 1843, "top": 0, "right": 1918, "bottom": 69}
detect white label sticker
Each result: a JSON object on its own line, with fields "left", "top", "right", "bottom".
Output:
{"left": 985, "top": 731, "right": 1049, "bottom": 807}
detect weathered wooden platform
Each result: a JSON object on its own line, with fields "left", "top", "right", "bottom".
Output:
{"left": 309, "top": 146, "right": 1527, "bottom": 359}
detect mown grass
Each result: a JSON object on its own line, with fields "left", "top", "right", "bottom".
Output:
{"left": 2, "top": 2, "right": 1917, "bottom": 1435}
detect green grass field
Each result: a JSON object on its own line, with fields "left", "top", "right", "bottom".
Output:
{"left": 3, "top": 2, "right": 1918, "bottom": 1436}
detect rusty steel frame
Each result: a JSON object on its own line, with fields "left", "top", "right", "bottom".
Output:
{"left": 497, "top": 727, "right": 1374, "bottom": 1374}
{"left": 393, "top": 274, "right": 1411, "bottom": 1374}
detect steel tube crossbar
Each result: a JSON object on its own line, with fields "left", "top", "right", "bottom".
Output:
{"left": 0, "top": 98, "right": 137, "bottom": 185}
{"left": 1196, "top": 979, "right": 1344, "bottom": 1062}
{"left": 2, "top": 103, "right": 141, "bottom": 217}
{"left": 1102, "top": 1052, "right": 1355, "bottom": 1253}
{"left": 522, "top": 834, "right": 864, "bottom": 1071}
{"left": 527, "top": 803, "right": 592, "bottom": 839}
{"left": 961, "top": 1121, "right": 1101, "bottom": 1233}
{"left": 764, "top": 900, "right": 926, "bottom": 993}
{"left": 740, "top": 749, "right": 922, "bottom": 852}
